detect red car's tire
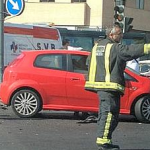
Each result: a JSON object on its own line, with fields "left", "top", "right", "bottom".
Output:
{"left": 11, "top": 89, "right": 41, "bottom": 118}
{"left": 134, "top": 95, "right": 150, "bottom": 123}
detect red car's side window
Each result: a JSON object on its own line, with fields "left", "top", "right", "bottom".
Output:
{"left": 71, "top": 54, "right": 88, "bottom": 74}
{"left": 34, "top": 54, "right": 66, "bottom": 70}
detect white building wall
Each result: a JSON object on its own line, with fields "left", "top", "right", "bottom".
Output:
{"left": 4, "top": 0, "right": 150, "bottom": 31}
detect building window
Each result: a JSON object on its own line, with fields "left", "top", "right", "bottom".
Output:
{"left": 72, "top": 0, "right": 86, "bottom": 2}
{"left": 40, "top": 0, "right": 55, "bottom": 2}
{"left": 136, "top": 0, "right": 144, "bottom": 9}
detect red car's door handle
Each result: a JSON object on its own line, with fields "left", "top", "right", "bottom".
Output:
{"left": 71, "top": 77, "right": 80, "bottom": 80}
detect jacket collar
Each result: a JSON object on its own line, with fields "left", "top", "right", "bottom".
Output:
{"left": 107, "top": 37, "right": 116, "bottom": 43}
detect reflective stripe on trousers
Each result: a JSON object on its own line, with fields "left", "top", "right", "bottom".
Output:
{"left": 96, "top": 91, "right": 120, "bottom": 145}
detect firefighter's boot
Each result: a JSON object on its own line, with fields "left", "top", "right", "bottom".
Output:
{"left": 98, "top": 143, "right": 120, "bottom": 150}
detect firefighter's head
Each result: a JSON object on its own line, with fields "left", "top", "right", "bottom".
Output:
{"left": 106, "top": 25, "right": 123, "bottom": 43}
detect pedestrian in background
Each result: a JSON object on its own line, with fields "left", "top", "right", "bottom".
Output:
{"left": 61, "top": 39, "right": 70, "bottom": 49}
{"left": 85, "top": 24, "right": 150, "bottom": 150}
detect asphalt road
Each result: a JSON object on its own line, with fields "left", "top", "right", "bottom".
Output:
{"left": 0, "top": 106, "right": 150, "bottom": 150}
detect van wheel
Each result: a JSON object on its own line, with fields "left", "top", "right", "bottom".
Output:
{"left": 134, "top": 96, "right": 150, "bottom": 123}
{"left": 11, "top": 89, "right": 41, "bottom": 118}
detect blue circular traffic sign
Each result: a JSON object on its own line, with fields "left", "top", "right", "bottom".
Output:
{"left": 6, "top": 0, "right": 25, "bottom": 16}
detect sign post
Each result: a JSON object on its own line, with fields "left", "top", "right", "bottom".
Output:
{"left": 0, "top": 1, "right": 4, "bottom": 82}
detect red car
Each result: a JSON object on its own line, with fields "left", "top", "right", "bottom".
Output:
{"left": 0, "top": 50, "right": 150, "bottom": 123}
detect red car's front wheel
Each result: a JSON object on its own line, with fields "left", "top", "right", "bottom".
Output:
{"left": 134, "top": 95, "right": 150, "bottom": 123}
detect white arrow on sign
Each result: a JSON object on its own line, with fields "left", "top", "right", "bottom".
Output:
{"left": 9, "top": 0, "right": 19, "bottom": 10}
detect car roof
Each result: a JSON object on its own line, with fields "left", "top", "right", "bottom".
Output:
{"left": 21, "top": 50, "right": 90, "bottom": 55}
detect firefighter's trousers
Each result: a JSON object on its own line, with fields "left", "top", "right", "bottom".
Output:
{"left": 96, "top": 90, "right": 120, "bottom": 145}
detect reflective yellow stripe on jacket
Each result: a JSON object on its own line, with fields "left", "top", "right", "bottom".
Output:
{"left": 89, "top": 43, "right": 97, "bottom": 82}
{"left": 85, "top": 81, "right": 124, "bottom": 92}
{"left": 105, "top": 44, "right": 112, "bottom": 82}
{"left": 144, "top": 44, "right": 150, "bottom": 54}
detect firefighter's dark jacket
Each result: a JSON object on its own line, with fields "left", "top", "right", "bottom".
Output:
{"left": 85, "top": 38, "right": 150, "bottom": 94}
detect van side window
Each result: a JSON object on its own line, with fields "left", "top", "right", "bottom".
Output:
{"left": 34, "top": 54, "right": 66, "bottom": 70}
{"left": 71, "top": 54, "right": 88, "bottom": 73}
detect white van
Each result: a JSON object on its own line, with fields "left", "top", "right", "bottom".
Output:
{"left": 4, "top": 23, "right": 62, "bottom": 66}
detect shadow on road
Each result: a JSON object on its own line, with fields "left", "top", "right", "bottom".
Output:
{"left": 0, "top": 107, "right": 140, "bottom": 124}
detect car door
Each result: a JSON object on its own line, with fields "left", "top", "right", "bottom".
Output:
{"left": 120, "top": 72, "right": 130, "bottom": 112}
{"left": 34, "top": 53, "right": 68, "bottom": 106}
{"left": 121, "top": 70, "right": 139, "bottom": 113}
{"left": 66, "top": 54, "right": 98, "bottom": 112}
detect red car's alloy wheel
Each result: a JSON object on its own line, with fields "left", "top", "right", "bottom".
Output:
{"left": 11, "top": 89, "right": 41, "bottom": 118}
{"left": 135, "top": 95, "right": 150, "bottom": 123}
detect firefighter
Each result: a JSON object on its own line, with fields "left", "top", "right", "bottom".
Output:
{"left": 85, "top": 24, "right": 150, "bottom": 150}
